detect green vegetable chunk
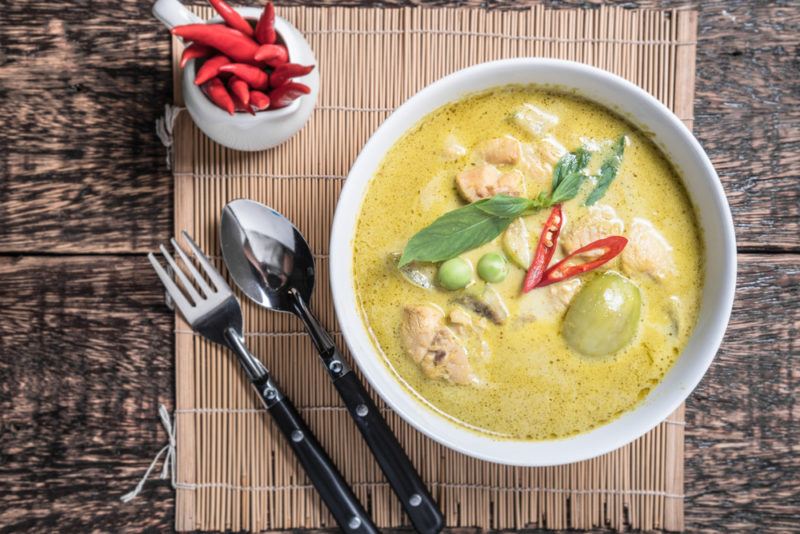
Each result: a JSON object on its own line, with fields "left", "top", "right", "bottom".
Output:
{"left": 502, "top": 218, "right": 531, "bottom": 269}
{"left": 562, "top": 272, "right": 642, "bottom": 357}
{"left": 437, "top": 257, "right": 473, "bottom": 290}
{"left": 477, "top": 252, "right": 508, "bottom": 283}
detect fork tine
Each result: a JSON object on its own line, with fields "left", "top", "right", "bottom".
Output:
{"left": 148, "top": 252, "right": 194, "bottom": 318}
{"left": 159, "top": 244, "right": 203, "bottom": 304}
{"left": 180, "top": 231, "right": 230, "bottom": 293}
{"left": 171, "top": 238, "right": 214, "bottom": 296}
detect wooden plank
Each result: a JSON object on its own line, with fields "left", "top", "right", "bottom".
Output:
{"left": 0, "top": 1, "right": 173, "bottom": 254}
{"left": 0, "top": 256, "right": 175, "bottom": 530}
{"left": 0, "top": 1, "right": 797, "bottom": 253}
{"left": 684, "top": 253, "right": 800, "bottom": 532}
{"left": 0, "top": 254, "right": 796, "bottom": 531}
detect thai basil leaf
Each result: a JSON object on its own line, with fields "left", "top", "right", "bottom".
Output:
{"left": 549, "top": 147, "right": 592, "bottom": 204}
{"left": 473, "top": 195, "right": 539, "bottom": 218}
{"left": 551, "top": 147, "right": 591, "bottom": 191}
{"left": 585, "top": 135, "right": 627, "bottom": 206}
{"left": 399, "top": 202, "right": 519, "bottom": 266}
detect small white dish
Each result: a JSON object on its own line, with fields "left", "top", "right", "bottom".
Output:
{"left": 330, "top": 59, "right": 737, "bottom": 467}
{"left": 153, "top": 0, "right": 319, "bottom": 151}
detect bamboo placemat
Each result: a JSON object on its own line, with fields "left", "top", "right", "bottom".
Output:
{"left": 168, "top": 5, "right": 697, "bottom": 531}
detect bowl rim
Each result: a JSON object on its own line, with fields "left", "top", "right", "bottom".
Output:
{"left": 330, "top": 58, "right": 736, "bottom": 466}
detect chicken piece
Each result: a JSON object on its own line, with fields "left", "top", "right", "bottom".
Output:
{"left": 549, "top": 278, "right": 583, "bottom": 309}
{"left": 518, "top": 278, "right": 582, "bottom": 322}
{"left": 400, "top": 305, "right": 476, "bottom": 385}
{"left": 479, "top": 136, "right": 521, "bottom": 165}
{"left": 538, "top": 136, "right": 567, "bottom": 166}
{"left": 520, "top": 136, "right": 567, "bottom": 183}
{"left": 622, "top": 218, "right": 676, "bottom": 280}
{"left": 442, "top": 134, "right": 467, "bottom": 161}
{"left": 449, "top": 307, "right": 473, "bottom": 326}
{"left": 455, "top": 164, "right": 525, "bottom": 203}
{"left": 448, "top": 307, "right": 472, "bottom": 336}
{"left": 561, "top": 205, "right": 625, "bottom": 256}
{"left": 511, "top": 103, "right": 559, "bottom": 137}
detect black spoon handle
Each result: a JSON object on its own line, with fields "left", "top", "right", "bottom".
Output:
{"left": 334, "top": 368, "right": 445, "bottom": 534}
{"left": 290, "top": 290, "right": 445, "bottom": 534}
{"left": 265, "top": 392, "right": 378, "bottom": 534}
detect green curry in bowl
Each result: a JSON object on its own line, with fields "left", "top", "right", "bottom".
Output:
{"left": 353, "top": 86, "right": 703, "bottom": 440}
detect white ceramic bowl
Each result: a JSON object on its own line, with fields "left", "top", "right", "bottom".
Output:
{"left": 153, "top": 0, "right": 319, "bottom": 151}
{"left": 330, "top": 59, "right": 736, "bottom": 466}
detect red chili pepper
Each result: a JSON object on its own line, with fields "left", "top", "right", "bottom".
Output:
{"left": 270, "top": 63, "right": 315, "bottom": 88}
{"left": 208, "top": 0, "right": 254, "bottom": 37}
{"left": 268, "top": 81, "right": 310, "bottom": 109}
{"left": 536, "top": 236, "right": 628, "bottom": 288}
{"left": 227, "top": 76, "right": 250, "bottom": 106}
{"left": 203, "top": 77, "right": 235, "bottom": 115}
{"left": 254, "top": 2, "right": 276, "bottom": 45}
{"left": 249, "top": 90, "right": 271, "bottom": 111}
{"left": 172, "top": 24, "right": 259, "bottom": 64}
{"left": 522, "top": 205, "right": 564, "bottom": 293}
{"left": 219, "top": 63, "right": 269, "bottom": 89}
{"left": 230, "top": 89, "right": 255, "bottom": 115}
{"left": 254, "top": 44, "right": 289, "bottom": 67}
{"left": 180, "top": 43, "right": 213, "bottom": 68}
{"left": 194, "top": 54, "right": 230, "bottom": 85}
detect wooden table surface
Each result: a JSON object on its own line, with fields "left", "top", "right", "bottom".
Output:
{"left": 1, "top": 0, "right": 797, "bottom": 532}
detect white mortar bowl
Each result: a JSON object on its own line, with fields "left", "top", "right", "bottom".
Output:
{"left": 330, "top": 59, "right": 736, "bottom": 466}
{"left": 153, "top": 0, "right": 318, "bottom": 151}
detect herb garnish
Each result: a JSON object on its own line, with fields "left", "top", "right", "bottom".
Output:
{"left": 399, "top": 146, "right": 592, "bottom": 267}
{"left": 585, "top": 135, "right": 627, "bottom": 206}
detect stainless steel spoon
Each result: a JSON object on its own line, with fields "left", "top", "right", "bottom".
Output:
{"left": 221, "top": 199, "right": 444, "bottom": 534}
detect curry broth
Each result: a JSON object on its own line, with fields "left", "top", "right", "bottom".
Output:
{"left": 353, "top": 86, "right": 703, "bottom": 440}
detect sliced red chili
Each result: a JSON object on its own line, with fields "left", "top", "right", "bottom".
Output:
{"left": 522, "top": 205, "right": 563, "bottom": 293}
{"left": 536, "top": 236, "right": 628, "bottom": 288}
{"left": 269, "top": 63, "right": 314, "bottom": 88}
{"left": 268, "top": 81, "right": 310, "bottom": 109}
{"left": 180, "top": 43, "right": 213, "bottom": 68}
{"left": 194, "top": 54, "right": 230, "bottom": 85}
{"left": 254, "top": 2, "right": 277, "bottom": 45}
{"left": 254, "top": 43, "right": 289, "bottom": 67}
{"left": 218, "top": 63, "right": 269, "bottom": 89}
{"left": 209, "top": 0, "right": 254, "bottom": 37}
{"left": 172, "top": 24, "right": 259, "bottom": 64}
{"left": 203, "top": 77, "right": 235, "bottom": 115}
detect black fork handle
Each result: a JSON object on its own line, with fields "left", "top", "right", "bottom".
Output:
{"left": 226, "top": 331, "right": 377, "bottom": 533}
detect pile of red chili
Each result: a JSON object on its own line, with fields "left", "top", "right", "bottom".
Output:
{"left": 521, "top": 205, "right": 628, "bottom": 293}
{"left": 173, "top": 0, "right": 314, "bottom": 114}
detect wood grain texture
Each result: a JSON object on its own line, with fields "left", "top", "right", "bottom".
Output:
{"left": 0, "top": 1, "right": 797, "bottom": 252}
{"left": 0, "top": 2, "right": 173, "bottom": 254}
{"left": 0, "top": 0, "right": 798, "bottom": 532}
{"left": 0, "top": 256, "right": 176, "bottom": 531}
{"left": 0, "top": 256, "right": 796, "bottom": 532}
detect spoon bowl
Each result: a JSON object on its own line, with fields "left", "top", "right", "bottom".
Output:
{"left": 221, "top": 199, "right": 315, "bottom": 312}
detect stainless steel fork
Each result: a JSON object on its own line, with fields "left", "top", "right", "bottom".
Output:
{"left": 149, "top": 231, "right": 377, "bottom": 534}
